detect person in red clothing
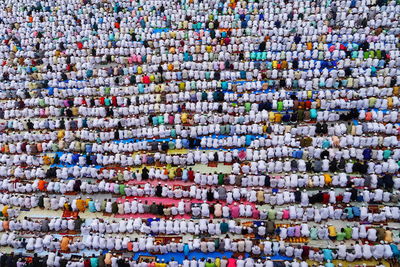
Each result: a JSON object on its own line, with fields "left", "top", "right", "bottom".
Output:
{"left": 175, "top": 167, "right": 183, "bottom": 178}
{"left": 112, "top": 95, "right": 118, "bottom": 107}
{"left": 252, "top": 207, "right": 260, "bottom": 219}
{"left": 365, "top": 110, "right": 373, "bottom": 121}
{"left": 127, "top": 241, "right": 133, "bottom": 251}
{"left": 322, "top": 192, "right": 330, "bottom": 204}
{"left": 336, "top": 194, "right": 344, "bottom": 203}
{"left": 76, "top": 42, "right": 83, "bottom": 49}
{"left": 223, "top": 37, "right": 230, "bottom": 45}
{"left": 147, "top": 259, "right": 155, "bottom": 267}
{"left": 238, "top": 150, "right": 246, "bottom": 161}
{"left": 305, "top": 100, "right": 312, "bottom": 110}
{"left": 231, "top": 203, "right": 240, "bottom": 218}
{"left": 83, "top": 258, "right": 91, "bottom": 267}
{"left": 188, "top": 168, "right": 194, "bottom": 182}
{"left": 142, "top": 75, "right": 150, "bottom": 84}
{"left": 38, "top": 180, "right": 47, "bottom": 191}
{"left": 227, "top": 257, "right": 236, "bottom": 267}
{"left": 302, "top": 243, "right": 310, "bottom": 259}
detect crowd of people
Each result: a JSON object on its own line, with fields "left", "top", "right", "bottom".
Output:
{"left": 1, "top": 216, "right": 400, "bottom": 243}
{"left": 0, "top": 252, "right": 388, "bottom": 267}
{"left": 1, "top": 191, "right": 400, "bottom": 223}
{"left": 0, "top": 0, "right": 399, "bottom": 266}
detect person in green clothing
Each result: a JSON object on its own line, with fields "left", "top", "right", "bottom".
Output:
{"left": 39, "top": 98, "right": 45, "bottom": 107}
{"left": 220, "top": 125, "right": 226, "bottom": 135}
{"left": 119, "top": 183, "right": 126, "bottom": 195}
{"left": 363, "top": 50, "right": 369, "bottom": 59}
{"left": 343, "top": 225, "right": 352, "bottom": 239}
{"left": 277, "top": 100, "right": 283, "bottom": 112}
{"left": 383, "top": 149, "right": 392, "bottom": 160}
{"left": 220, "top": 220, "right": 229, "bottom": 234}
{"left": 351, "top": 50, "right": 358, "bottom": 59}
{"left": 214, "top": 238, "right": 220, "bottom": 250}
{"left": 369, "top": 97, "right": 377, "bottom": 107}
{"left": 297, "top": 109, "right": 304, "bottom": 121}
{"left": 205, "top": 259, "right": 215, "bottom": 267}
{"left": 101, "top": 199, "right": 107, "bottom": 211}
{"left": 218, "top": 172, "right": 224, "bottom": 185}
{"left": 201, "top": 91, "right": 208, "bottom": 101}
{"left": 245, "top": 102, "right": 251, "bottom": 112}
{"left": 116, "top": 171, "right": 123, "bottom": 181}
{"left": 52, "top": 143, "right": 59, "bottom": 152}
{"left": 376, "top": 49, "right": 382, "bottom": 59}
{"left": 267, "top": 206, "right": 277, "bottom": 220}
{"left": 250, "top": 51, "right": 256, "bottom": 60}
{"left": 104, "top": 87, "right": 111, "bottom": 95}
{"left": 310, "top": 226, "right": 318, "bottom": 240}
{"left": 170, "top": 127, "right": 177, "bottom": 138}
{"left": 168, "top": 139, "right": 175, "bottom": 150}
{"left": 225, "top": 124, "right": 231, "bottom": 134}
{"left": 111, "top": 201, "right": 118, "bottom": 214}
{"left": 212, "top": 90, "right": 219, "bottom": 101}
{"left": 336, "top": 228, "right": 346, "bottom": 241}
{"left": 158, "top": 115, "right": 164, "bottom": 124}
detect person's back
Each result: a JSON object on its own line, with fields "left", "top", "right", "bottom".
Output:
{"left": 205, "top": 260, "right": 215, "bottom": 267}
{"left": 104, "top": 253, "right": 112, "bottom": 266}
{"left": 98, "top": 254, "right": 105, "bottom": 267}
{"left": 90, "top": 255, "right": 98, "bottom": 267}
{"left": 227, "top": 258, "right": 236, "bottom": 267}
{"left": 32, "top": 254, "right": 42, "bottom": 267}
{"left": 7, "top": 254, "right": 16, "bottom": 267}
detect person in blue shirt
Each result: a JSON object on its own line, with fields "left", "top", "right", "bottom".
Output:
{"left": 322, "top": 139, "right": 331, "bottom": 149}
{"left": 363, "top": 148, "right": 372, "bottom": 160}
{"left": 152, "top": 116, "right": 159, "bottom": 126}
{"left": 88, "top": 199, "right": 96, "bottom": 212}
{"left": 310, "top": 108, "right": 317, "bottom": 119}
{"left": 182, "top": 138, "right": 189, "bottom": 149}
{"left": 72, "top": 153, "right": 80, "bottom": 164}
{"left": 352, "top": 206, "right": 361, "bottom": 217}
{"left": 323, "top": 248, "right": 334, "bottom": 261}
{"left": 344, "top": 206, "right": 354, "bottom": 219}
{"left": 390, "top": 244, "right": 400, "bottom": 259}
{"left": 325, "top": 260, "right": 334, "bottom": 267}
{"left": 183, "top": 244, "right": 190, "bottom": 256}
{"left": 90, "top": 254, "right": 99, "bottom": 267}
{"left": 245, "top": 135, "right": 253, "bottom": 146}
